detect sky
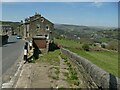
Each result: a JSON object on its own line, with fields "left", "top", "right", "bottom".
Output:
{"left": 1, "top": 2, "right": 118, "bottom": 27}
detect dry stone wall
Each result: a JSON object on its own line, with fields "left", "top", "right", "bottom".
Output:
{"left": 61, "top": 48, "right": 120, "bottom": 89}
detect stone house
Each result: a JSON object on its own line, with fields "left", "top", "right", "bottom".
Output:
{"left": 20, "top": 13, "right": 54, "bottom": 39}
{"left": 0, "top": 25, "right": 12, "bottom": 35}
{"left": 20, "top": 13, "right": 54, "bottom": 51}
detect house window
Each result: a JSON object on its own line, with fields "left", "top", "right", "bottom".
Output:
{"left": 41, "top": 18, "right": 44, "bottom": 22}
{"left": 36, "top": 24, "right": 40, "bottom": 29}
{"left": 45, "top": 34, "right": 49, "bottom": 39}
{"left": 45, "top": 34, "right": 48, "bottom": 37}
{"left": 46, "top": 25, "right": 49, "bottom": 31}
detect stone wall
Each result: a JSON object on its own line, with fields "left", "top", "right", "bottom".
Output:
{"left": 29, "top": 16, "right": 54, "bottom": 38}
{"left": 61, "top": 48, "right": 120, "bottom": 89}
{"left": 19, "top": 24, "right": 24, "bottom": 37}
{"left": 0, "top": 35, "right": 9, "bottom": 46}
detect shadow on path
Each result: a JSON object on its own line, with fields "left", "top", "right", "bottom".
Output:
{"left": 7, "top": 41, "right": 17, "bottom": 44}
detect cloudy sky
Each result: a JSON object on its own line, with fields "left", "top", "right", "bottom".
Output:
{"left": 1, "top": 2, "right": 118, "bottom": 27}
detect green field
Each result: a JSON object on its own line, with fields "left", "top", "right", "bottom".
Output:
{"left": 54, "top": 38, "right": 83, "bottom": 49}
{"left": 54, "top": 38, "right": 118, "bottom": 77}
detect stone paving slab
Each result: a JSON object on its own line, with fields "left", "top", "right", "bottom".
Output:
{"left": 31, "top": 63, "right": 51, "bottom": 88}
{"left": 15, "top": 64, "right": 31, "bottom": 88}
{"left": 15, "top": 63, "right": 51, "bottom": 88}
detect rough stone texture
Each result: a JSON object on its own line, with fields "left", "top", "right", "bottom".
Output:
{"left": 116, "top": 77, "right": 120, "bottom": 90}
{"left": 20, "top": 13, "right": 54, "bottom": 40}
{"left": 61, "top": 48, "right": 120, "bottom": 89}
{"left": 15, "top": 63, "right": 51, "bottom": 88}
{"left": 70, "top": 57, "right": 97, "bottom": 88}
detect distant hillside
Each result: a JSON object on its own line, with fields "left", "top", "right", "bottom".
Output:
{"left": 54, "top": 24, "right": 106, "bottom": 38}
{"left": 0, "top": 21, "right": 20, "bottom": 25}
{"left": 54, "top": 24, "right": 116, "bottom": 30}
{"left": 53, "top": 24, "right": 118, "bottom": 42}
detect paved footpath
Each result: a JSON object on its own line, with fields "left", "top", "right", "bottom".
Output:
{"left": 15, "top": 63, "right": 32, "bottom": 88}
{"left": 14, "top": 54, "right": 84, "bottom": 88}
{"left": 30, "top": 63, "right": 51, "bottom": 88}
{"left": 15, "top": 63, "right": 51, "bottom": 88}
{"left": 15, "top": 57, "right": 70, "bottom": 88}
{"left": 14, "top": 48, "right": 52, "bottom": 88}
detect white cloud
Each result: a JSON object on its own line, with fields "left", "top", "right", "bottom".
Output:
{"left": 92, "top": 2, "right": 103, "bottom": 8}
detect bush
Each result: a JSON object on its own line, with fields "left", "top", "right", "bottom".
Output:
{"left": 106, "top": 40, "right": 118, "bottom": 51}
{"left": 101, "top": 44, "right": 106, "bottom": 48}
{"left": 82, "top": 44, "right": 90, "bottom": 51}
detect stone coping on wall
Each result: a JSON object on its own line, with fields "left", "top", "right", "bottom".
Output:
{"left": 61, "top": 48, "right": 120, "bottom": 89}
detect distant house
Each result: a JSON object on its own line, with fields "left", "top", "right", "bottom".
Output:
{"left": 20, "top": 12, "right": 54, "bottom": 51}
{"left": 0, "top": 25, "right": 10, "bottom": 45}
{"left": 101, "top": 42, "right": 108, "bottom": 46}
{"left": 77, "top": 37, "right": 80, "bottom": 40}
{"left": 0, "top": 25, "right": 12, "bottom": 35}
